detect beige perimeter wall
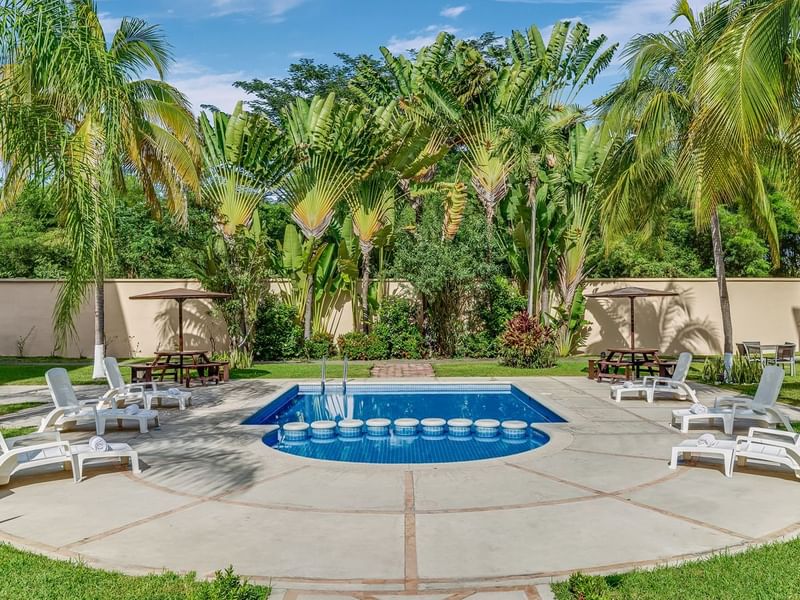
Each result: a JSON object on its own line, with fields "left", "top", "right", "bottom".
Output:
{"left": 0, "top": 277, "right": 798, "bottom": 357}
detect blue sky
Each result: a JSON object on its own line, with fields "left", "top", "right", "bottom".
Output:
{"left": 97, "top": 0, "right": 705, "bottom": 113}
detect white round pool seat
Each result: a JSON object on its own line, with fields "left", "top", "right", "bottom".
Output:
{"left": 282, "top": 421, "right": 310, "bottom": 441}
{"left": 310, "top": 420, "right": 337, "bottom": 439}
{"left": 447, "top": 418, "right": 473, "bottom": 437}
{"left": 421, "top": 417, "right": 447, "bottom": 436}
{"left": 394, "top": 418, "right": 420, "bottom": 435}
{"left": 474, "top": 418, "right": 501, "bottom": 438}
{"left": 337, "top": 419, "right": 364, "bottom": 438}
{"left": 501, "top": 420, "right": 528, "bottom": 439}
{"left": 365, "top": 418, "right": 391, "bottom": 436}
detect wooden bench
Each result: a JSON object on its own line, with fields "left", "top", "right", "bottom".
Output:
{"left": 129, "top": 363, "right": 180, "bottom": 384}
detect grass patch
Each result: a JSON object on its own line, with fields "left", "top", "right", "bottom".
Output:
{"left": 0, "top": 544, "right": 268, "bottom": 600}
{"left": 0, "top": 402, "right": 42, "bottom": 416}
{"left": 231, "top": 361, "right": 373, "bottom": 380}
{"left": 0, "top": 365, "right": 97, "bottom": 386}
{"left": 431, "top": 358, "right": 589, "bottom": 378}
{"left": 552, "top": 539, "right": 800, "bottom": 600}
{"left": 0, "top": 426, "right": 36, "bottom": 438}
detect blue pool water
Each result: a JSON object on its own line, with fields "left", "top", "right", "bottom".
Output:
{"left": 244, "top": 383, "right": 565, "bottom": 464}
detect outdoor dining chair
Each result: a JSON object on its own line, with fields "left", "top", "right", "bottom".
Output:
{"left": 774, "top": 343, "right": 797, "bottom": 376}
{"left": 743, "top": 342, "right": 764, "bottom": 365}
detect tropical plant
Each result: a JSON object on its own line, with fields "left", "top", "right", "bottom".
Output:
{"left": 597, "top": 1, "right": 794, "bottom": 368}
{"left": 346, "top": 173, "right": 396, "bottom": 331}
{"left": 498, "top": 311, "right": 557, "bottom": 369}
{"left": 0, "top": 0, "right": 200, "bottom": 376}
{"left": 197, "top": 101, "right": 288, "bottom": 368}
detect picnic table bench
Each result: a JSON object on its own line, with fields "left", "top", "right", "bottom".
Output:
{"left": 129, "top": 351, "right": 229, "bottom": 387}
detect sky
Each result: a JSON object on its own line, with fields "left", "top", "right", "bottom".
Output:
{"left": 96, "top": 0, "right": 707, "bottom": 113}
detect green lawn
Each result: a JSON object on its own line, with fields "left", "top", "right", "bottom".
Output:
{"left": 0, "top": 544, "right": 267, "bottom": 600}
{"left": 430, "top": 358, "right": 589, "bottom": 378}
{"left": 230, "top": 361, "right": 373, "bottom": 380}
{"left": 552, "top": 539, "right": 800, "bottom": 600}
{"left": 0, "top": 364, "right": 96, "bottom": 386}
{"left": 0, "top": 402, "right": 42, "bottom": 416}
{"left": 0, "top": 426, "right": 36, "bottom": 438}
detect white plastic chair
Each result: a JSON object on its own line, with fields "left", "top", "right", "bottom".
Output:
{"left": 43, "top": 368, "right": 109, "bottom": 432}
{"left": 669, "top": 435, "right": 736, "bottom": 477}
{"left": 104, "top": 357, "right": 191, "bottom": 410}
{"left": 672, "top": 366, "right": 791, "bottom": 434}
{"left": 0, "top": 430, "right": 74, "bottom": 485}
{"left": 734, "top": 427, "right": 800, "bottom": 479}
{"left": 612, "top": 352, "right": 697, "bottom": 403}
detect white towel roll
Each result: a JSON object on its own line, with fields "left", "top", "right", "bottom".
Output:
{"left": 690, "top": 403, "right": 708, "bottom": 414}
{"left": 124, "top": 404, "right": 140, "bottom": 415}
{"left": 88, "top": 435, "right": 108, "bottom": 452}
{"left": 697, "top": 433, "right": 716, "bottom": 447}
{"left": 168, "top": 388, "right": 180, "bottom": 396}
{"left": 623, "top": 381, "right": 634, "bottom": 388}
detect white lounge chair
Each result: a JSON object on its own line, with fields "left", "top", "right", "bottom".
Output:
{"left": 104, "top": 356, "right": 191, "bottom": 410}
{"left": 612, "top": 352, "right": 697, "bottom": 403}
{"left": 669, "top": 434, "right": 736, "bottom": 477}
{"left": 43, "top": 367, "right": 109, "bottom": 432}
{"left": 0, "top": 430, "right": 75, "bottom": 484}
{"left": 733, "top": 427, "right": 800, "bottom": 478}
{"left": 69, "top": 437, "right": 140, "bottom": 482}
{"left": 45, "top": 367, "right": 159, "bottom": 435}
{"left": 672, "top": 366, "right": 791, "bottom": 434}
{"left": 671, "top": 428, "right": 800, "bottom": 479}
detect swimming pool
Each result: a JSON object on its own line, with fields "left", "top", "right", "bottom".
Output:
{"left": 244, "top": 383, "right": 566, "bottom": 464}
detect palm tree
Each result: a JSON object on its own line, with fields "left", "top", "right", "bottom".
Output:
{"left": 0, "top": 0, "right": 199, "bottom": 376}
{"left": 597, "top": 1, "right": 783, "bottom": 366}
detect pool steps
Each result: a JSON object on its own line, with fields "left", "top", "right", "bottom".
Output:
{"left": 286, "top": 418, "right": 538, "bottom": 441}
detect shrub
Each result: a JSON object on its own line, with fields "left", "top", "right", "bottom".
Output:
{"left": 498, "top": 312, "right": 557, "bottom": 369}
{"left": 253, "top": 294, "right": 302, "bottom": 361}
{"left": 302, "top": 331, "right": 336, "bottom": 359}
{"left": 457, "top": 331, "right": 498, "bottom": 358}
{"left": 193, "top": 566, "right": 266, "bottom": 600}
{"left": 475, "top": 276, "right": 526, "bottom": 339}
{"left": 563, "top": 571, "right": 611, "bottom": 600}
{"left": 373, "top": 297, "right": 424, "bottom": 359}
{"left": 337, "top": 331, "right": 389, "bottom": 360}
{"left": 701, "top": 355, "right": 763, "bottom": 384}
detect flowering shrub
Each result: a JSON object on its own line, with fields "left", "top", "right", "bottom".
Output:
{"left": 498, "top": 312, "right": 557, "bottom": 369}
{"left": 337, "top": 331, "right": 389, "bottom": 360}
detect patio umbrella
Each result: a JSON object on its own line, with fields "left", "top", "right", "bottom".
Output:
{"left": 129, "top": 288, "right": 231, "bottom": 353}
{"left": 585, "top": 286, "right": 679, "bottom": 349}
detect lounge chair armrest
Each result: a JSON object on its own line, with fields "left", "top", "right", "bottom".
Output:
{"left": 7, "top": 440, "right": 70, "bottom": 456}
{"left": 78, "top": 398, "right": 102, "bottom": 407}
{"left": 6, "top": 430, "right": 61, "bottom": 449}
{"left": 746, "top": 426, "right": 799, "bottom": 441}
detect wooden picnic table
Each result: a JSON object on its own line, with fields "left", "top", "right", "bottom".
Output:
{"left": 591, "top": 347, "right": 672, "bottom": 382}
{"left": 129, "top": 351, "right": 228, "bottom": 387}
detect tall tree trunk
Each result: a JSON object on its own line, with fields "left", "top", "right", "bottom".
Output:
{"left": 527, "top": 175, "right": 538, "bottom": 317}
{"left": 360, "top": 241, "right": 372, "bottom": 333}
{"left": 710, "top": 208, "right": 733, "bottom": 372}
{"left": 92, "top": 275, "right": 105, "bottom": 379}
{"left": 303, "top": 271, "right": 314, "bottom": 340}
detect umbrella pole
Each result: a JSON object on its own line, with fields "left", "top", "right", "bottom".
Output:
{"left": 177, "top": 299, "right": 185, "bottom": 385}
{"left": 629, "top": 297, "right": 635, "bottom": 349}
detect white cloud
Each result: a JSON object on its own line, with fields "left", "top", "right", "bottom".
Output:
{"left": 210, "top": 0, "right": 306, "bottom": 20}
{"left": 441, "top": 5, "right": 468, "bottom": 18}
{"left": 573, "top": 0, "right": 707, "bottom": 51}
{"left": 169, "top": 66, "right": 250, "bottom": 114}
{"left": 387, "top": 25, "right": 460, "bottom": 54}
{"left": 98, "top": 11, "right": 121, "bottom": 37}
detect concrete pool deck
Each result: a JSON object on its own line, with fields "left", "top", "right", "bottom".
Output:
{"left": 2, "top": 376, "right": 800, "bottom": 599}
